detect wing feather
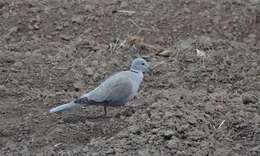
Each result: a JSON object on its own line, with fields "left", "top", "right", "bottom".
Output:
{"left": 87, "top": 73, "right": 133, "bottom": 105}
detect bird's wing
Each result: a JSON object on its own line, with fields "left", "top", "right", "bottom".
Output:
{"left": 86, "top": 72, "right": 134, "bottom": 104}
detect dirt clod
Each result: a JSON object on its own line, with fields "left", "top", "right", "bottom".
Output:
{"left": 242, "top": 93, "right": 258, "bottom": 104}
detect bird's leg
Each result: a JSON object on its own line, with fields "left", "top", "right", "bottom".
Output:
{"left": 104, "top": 106, "right": 107, "bottom": 116}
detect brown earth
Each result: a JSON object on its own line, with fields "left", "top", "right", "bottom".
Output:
{"left": 0, "top": 0, "right": 260, "bottom": 155}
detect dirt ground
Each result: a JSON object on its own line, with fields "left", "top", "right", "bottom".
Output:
{"left": 0, "top": 0, "right": 259, "bottom": 155}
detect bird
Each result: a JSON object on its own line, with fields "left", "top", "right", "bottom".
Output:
{"left": 49, "top": 58, "right": 150, "bottom": 116}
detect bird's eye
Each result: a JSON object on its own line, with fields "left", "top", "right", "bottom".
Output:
{"left": 141, "top": 63, "right": 145, "bottom": 65}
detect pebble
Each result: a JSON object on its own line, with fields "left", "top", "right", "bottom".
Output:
{"left": 158, "top": 49, "right": 171, "bottom": 57}
{"left": 9, "top": 26, "right": 19, "bottom": 34}
{"left": 188, "top": 130, "right": 204, "bottom": 141}
{"left": 166, "top": 139, "right": 178, "bottom": 149}
{"left": 13, "top": 61, "right": 23, "bottom": 67}
{"left": 186, "top": 115, "right": 197, "bottom": 124}
{"left": 84, "top": 5, "right": 95, "bottom": 12}
{"left": 129, "top": 125, "right": 141, "bottom": 135}
{"left": 71, "top": 15, "right": 84, "bottom": 24}
{"left": 161, "top": 130, "right": 175, "bottom": 140}
{"left": 60, "top": 34, "right": 72, "bottom": 41}
{"left": 177, "top": 124, "right": 189, "bottom": 133}
{"left": 204, "top": 104, "right": 215, "bottom": 114}
{"left": 73, "top": 80, "right": 85, "bottom": 90}
{"left": 120, "top": 2, "right": 128, "bottom": 8}
{"left": 1, "top": 128, "right": 15, "bottom": 137}
{"left": 106, "top": 148, "right": 115, "bottom": 155}
{"left": 86, "top": 67, "right": 94, "bottom": 76}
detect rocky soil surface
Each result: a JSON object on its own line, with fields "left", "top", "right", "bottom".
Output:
{"left": 0, "top": 0, "right": 259, "bottom": 155}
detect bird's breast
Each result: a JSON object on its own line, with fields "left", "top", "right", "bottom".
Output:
{"left": 130, "top": 73, "right": 143, "bottom": 97}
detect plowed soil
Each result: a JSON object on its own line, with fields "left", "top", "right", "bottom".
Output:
{"left": 0, "top": 0, "right": 259, "bottom": 155}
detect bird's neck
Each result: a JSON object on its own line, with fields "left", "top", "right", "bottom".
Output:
{"left": 130, "top": 69, "right": 141, "bottom": 74}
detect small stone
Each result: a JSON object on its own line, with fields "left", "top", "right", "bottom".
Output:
{"left": 150, "top": 102, "right": 161, "bottom": 109}
{"left": 207, "top": 85, "right": 215, "bottom": 93}
{"left": 33, "top": 118, "right": 39, "bottom": 123}
{"left": 188, "top": 130, "right": 204, "bottom": 141}
{"left": 55, "top": 25, "right": 63, "bottom": 30}
{"left": 179, "top": 39, "right": 193, "bottom": 50}
{"left": 137, "top": 148, "right": 151, "bottom": 156}
{"left": 71, "top": 15, "right": 84, "bottom": 24}
{"left": 177, "top": 124, "right": 189, "bottom": 133}
{"left": 204, "top": 104, "right": 215, "bottom": 114}
{"left": 73, "top": 80, "right": 85, "bottom": 90}
{"left": 186, "top": 115, "right": 197, "bottom": 124}
{"left": 33, "top": 23, "right": 40, "bottom": 30}
{"left": 129, "top": 125, "right": 141, "bottom": 135}
{"left": 163, "top": 111, "right": 173, "bottom": 119}
{"left": 120, "top": 1, "right": 128, "bottom": 8}
{"left": 13, "top": 61, "right": 23, "bottom": 67}
{"left": 117, "top": 131, "right": 129, "bottom": 138}
{"left": 60, "top": 34, "right": 71, "bottom": 41}
{"left": 84, "top": 5, "right": 94, "bottom": 12}
{"left": 105, "top": 148, "right": 115, "bottom": 155}
{"left": 176, "top": 151, "right": 187, "bottom": 156}
{"left": 243, "top": 33, "right": 257, "bottom": 44}
{"left": 158, "top": 49, "right": 171, "bottom": 57}
{"left": 151, "top": 128, "right": 159, "bottom": 134}
{"left": 86, "top": 67, "right": 94, "bottom": 76}
{"left": 63, "top": 21, "right": 70, "bottom": 27}
{"left": 166, "top": 139, "right": 178, "bottom": 149}
{"left": 174, "top": 110, "right": 183, "bottom": 117}
{"left": 1, "top": 128, "right": 15, "bottom": 137}
{"left": 36, "top": 153, "right": 45, "bottom": 156}
{"left": 85, "top": 120, "right": 95, "bottom": 128}
{"left": 248, "top": 33, "right": 257, "bottom": 39}
{"left": 161, "top": 130, "right": 175, "bottom": 140}
{"left": 3, "top": 12, "right": 9, "bottom": 18}
{"left": 9, "top": 26, "right": 19, "bottom": 34}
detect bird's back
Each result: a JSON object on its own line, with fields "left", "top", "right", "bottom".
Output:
{"left": 83, "top": 71, "right": 142, "bottom": 106}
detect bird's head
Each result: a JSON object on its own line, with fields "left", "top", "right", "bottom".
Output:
{"left": 130, "top": 58, "right": 150, "bottom": 72}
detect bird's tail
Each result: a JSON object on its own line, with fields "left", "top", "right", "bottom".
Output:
{"left": 49, "top": 101, "right": 79, "bottom": 113}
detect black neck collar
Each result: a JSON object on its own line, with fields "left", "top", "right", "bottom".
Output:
{"left": 130, "top": 69, "right": 139, "bottom": 73}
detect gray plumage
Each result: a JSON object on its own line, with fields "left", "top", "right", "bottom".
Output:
{"left": 49, "top": 58, "right": 150, "bottom": 115}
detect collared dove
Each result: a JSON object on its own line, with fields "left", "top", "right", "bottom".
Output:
{"left": 49, "top": 58, "right": 150, "bottom": 116}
